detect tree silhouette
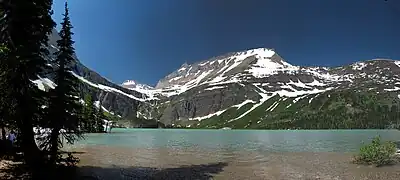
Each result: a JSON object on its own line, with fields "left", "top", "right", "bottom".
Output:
{"left": 46, "top": 1, "right": 83, "bottom": 165}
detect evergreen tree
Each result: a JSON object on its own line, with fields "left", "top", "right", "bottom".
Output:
{"left": 46, "top": 2, "right": 83, "bottom": 165}
{"left": 0, "top": 0, "right": 55, "bottom": 171}
{"left": 96, "top": 100, "right": 106, "bottom": 132}
{"left": 82, "top": 94, "right": 96, "bottom": 132}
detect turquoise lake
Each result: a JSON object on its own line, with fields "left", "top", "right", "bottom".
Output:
{"left": 70, "top": 129, "right": 400, "bottom": 179}
{"left": 72, "top": 129, "right": 400, "bottom": 153}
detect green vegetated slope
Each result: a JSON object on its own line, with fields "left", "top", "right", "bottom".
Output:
{"left": 188, "top": 89, "right": 400, "bottom": 129}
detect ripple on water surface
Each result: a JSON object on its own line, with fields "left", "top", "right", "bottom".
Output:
{"left": 70, "top": 129, "right": 400, "bottom": 153}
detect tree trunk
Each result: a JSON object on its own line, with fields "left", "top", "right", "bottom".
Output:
{"left": 19, "top": 122, "right": 43, "bottom": 175}
{"left": 17, "top": 105, "right": 44, "bottom": 178}
{"left": 49, "top": 128, "right": 60, "bottom": 165}
{"left": 1, "top": 126, "right": 6, "bottom": 140}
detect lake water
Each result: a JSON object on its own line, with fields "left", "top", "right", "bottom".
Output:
{"left": 72, "top": 129, "right": 400, "bottom": 153}
{"left": 70, "top": 129, "right": 400, "bottom": 180}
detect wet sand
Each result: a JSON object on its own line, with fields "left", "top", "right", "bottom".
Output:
{"left": 72, "top": 145, "right": 400, "bottom": 180}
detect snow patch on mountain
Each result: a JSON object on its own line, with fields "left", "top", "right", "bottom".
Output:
{"left": 352, "top": 62, "right": 368, "bottom": 70}
{"left": 266, "top": 101, "right": 279, "bottom": 111}
{"left": 394, "top": 61, "right": 400, "bottom": 68}
{"left": 303, "top": 69, "right": 347, "bottom": 83}
{"left": 309, "top": 94, "right": 320, "bottom": 103}
{"left": 189, "top": 109, "right": 227, "bottom": 121}
{"left": 121, "top": 80, "right": 153, "bottom": 92}
{"left": 94, "top": 100, "right": 112, "bottom": 114}
{"left": 293, "top": 95, "right": 308, "bottom": 103}
{"left": 232, "top": 100, "right": 256, "bottom": 109}
{"left": 307, "top": 79, "right": 327, "bottom": 86}
{"left": 71, "top": 72, "right": 154, "bottom": 101}
{"left": 205, "top": 86, "right": 227, "bottom": 91}
{"left": 268, "top": 101, "right": 280, "bottom": 111}
{"left": 120, "top": 80, "right": 160, "bottom": 100}
{"left": 208, "top": 77, "right": 241, "bottom": 86}
{"left": 384, "top": 86, "right": 400, "bottom": 92}
{"left": 276, "top": 87, "right": 334, "bottom": 98}
{"left": 32, "top": 77, "right": 56, "bottom": 91}
{"left": 247, "top": 54, "right": 299, "bottom": 78}
{"left": 229, "top": 92, "right": 275, "bottom": 122}
{"left": 226, "top": 85, "right": 333, "bottom": 122}
{"left": 287, "top": 80, "right": 310, "bottom": 89}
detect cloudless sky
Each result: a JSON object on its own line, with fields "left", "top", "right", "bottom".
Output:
{"left": 52, "top": 0, "right": 400, "bottom": 86}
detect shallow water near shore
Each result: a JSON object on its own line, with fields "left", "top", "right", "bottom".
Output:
{"left": 66, "top": 129, "right": 400, "bottom": 179}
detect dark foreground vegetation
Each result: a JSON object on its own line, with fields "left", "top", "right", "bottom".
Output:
{"left": 0, "top": 0, "right": 107, "bottom": 179}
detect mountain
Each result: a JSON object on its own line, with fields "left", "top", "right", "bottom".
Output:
{"left": 35, "top": 29, "right": 152, "bottom": 120}
{"left": 130, "top": 48, "right": 400, "bottom": 129}
{"left": 37, "top": 29, "right": 400, "bottom": 129}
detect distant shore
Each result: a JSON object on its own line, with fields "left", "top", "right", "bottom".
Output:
{"left": 108, "top": 127, "right": 400, "bottom": 131}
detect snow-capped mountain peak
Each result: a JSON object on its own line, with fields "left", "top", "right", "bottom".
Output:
{"left": 120, "top": 48, "right": 302, "bottom": 98}
{"left": 121, "top": 48, "right": 400, "bottom": 102}
{"left": 121, "top": 80, "right": 153, "bottom": 92}
{"left": 122, "top": 80, "right": 137, "bottom": 86}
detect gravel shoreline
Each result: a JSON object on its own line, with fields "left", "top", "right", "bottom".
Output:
{"left": 2, "top": 146, "right": 398, "bottom": 179}
{"left": 71, "top": 145, "right": 400, "bottom": 180}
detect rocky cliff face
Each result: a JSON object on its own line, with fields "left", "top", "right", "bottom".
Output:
{"left": 123, "top": 48, "right": 400, "bottom": 128}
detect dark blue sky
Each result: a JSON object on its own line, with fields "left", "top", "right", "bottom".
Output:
{"left": 52, "top": 0, "right": 400, "bottom": 86}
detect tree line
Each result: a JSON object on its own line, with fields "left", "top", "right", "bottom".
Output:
{"left": 0, "top": 0, "right": 105, "bottom": 178}
{"left": 258, "top": 91, "right": 400, "bottom": 130}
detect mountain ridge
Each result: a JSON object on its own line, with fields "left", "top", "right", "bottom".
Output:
{"left": 123, "top": 48, "right": 400, "bottom": 98}
{"left": 124, "top": 48, "right": 400, "bottom": 129}
{"left": 123, "top": 51, "right": 400, "bottom": 91}
{"left": 39, "top": 28, "right": 400, "bottom": 129}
